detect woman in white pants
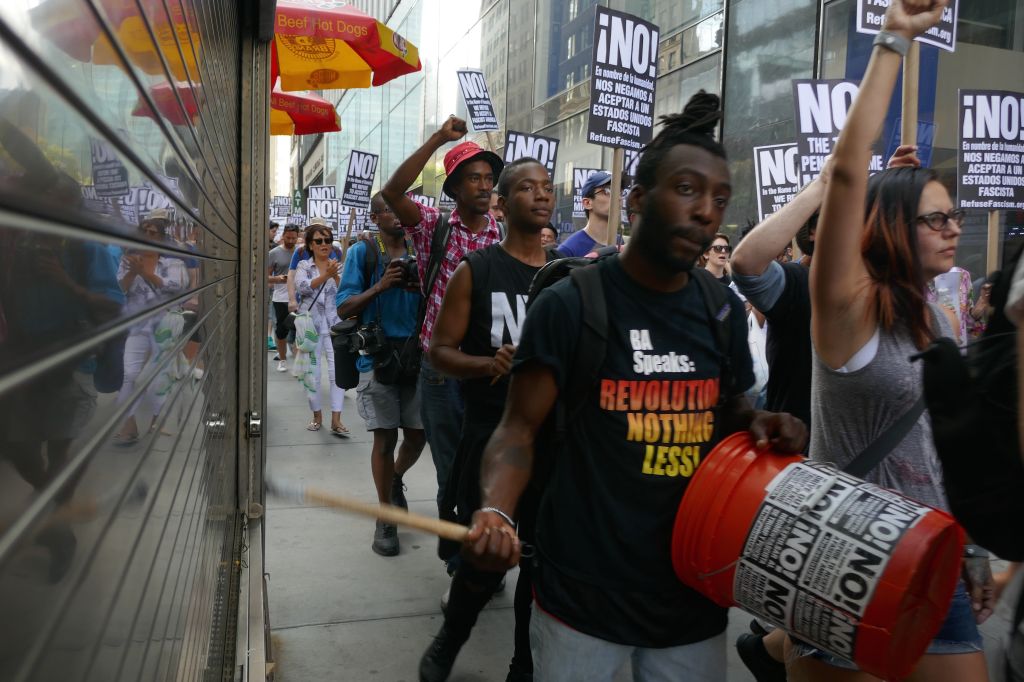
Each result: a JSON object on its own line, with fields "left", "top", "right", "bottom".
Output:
{"left": 295, "top": 223, "right": 348, "bottom": 436}
{"left": 114, "top": 220, "right": 189, "bottom": 444}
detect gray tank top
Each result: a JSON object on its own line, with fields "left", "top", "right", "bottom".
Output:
{"left": 809, "top": 305, "right": 953, "bottom": 511}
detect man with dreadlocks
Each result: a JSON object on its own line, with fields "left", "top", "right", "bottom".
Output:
{"left": 460, "top": 91, "right": 807, "bottom": 680}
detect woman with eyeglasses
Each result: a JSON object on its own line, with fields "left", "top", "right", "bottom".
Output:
{"left": 788, "top": 1, "right": 991, "bottom": 680}
{"left": 701, "top": 233, "right": 732, "bottom": 285}
{"left": 295, "top": 224, "right": 348, "bottom": 435}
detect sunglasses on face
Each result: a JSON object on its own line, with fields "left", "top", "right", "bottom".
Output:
{"left": 591, "top": 187, "right": 611, "bottom": 197}
{"left": 916, "top": 208, "right": 966, "bottom": 232}
{"left": 311, "top": 238, "right": 330, "bottom": 245}
{"left": 710, "top": 244, "right": 732, "bottom": 254}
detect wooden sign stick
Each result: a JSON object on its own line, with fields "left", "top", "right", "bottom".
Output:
{"left": 341, "top": 206, "right": 356, "bottom": 259}
{"left": 608, "top": 148, "right": 624, "bottom": 246}
{"left": 900, "top": 41, "right": 920, "bottom": 148}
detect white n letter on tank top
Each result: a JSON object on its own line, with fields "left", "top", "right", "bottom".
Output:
{"left": 490, "top": 292, "right": 528, "bottom": 346}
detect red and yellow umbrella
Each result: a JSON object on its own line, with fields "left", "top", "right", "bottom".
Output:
{"left": 271, "top": 83, "right": 341, "bottom": 136}
{"left": 31, "top": 0, "right": 201, "bottom": 82}
{"left": 272, "top": 0, "right": 421, "bottom": 91}
{"left": 131, "top": 81, "right": 203, "bottom": 126}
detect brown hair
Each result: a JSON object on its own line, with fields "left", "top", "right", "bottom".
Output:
{"left": 303, "top": 225, "right": 333, "bottom": 253}
{"left": 862, "top": 167, "right": 937, "bottom": 350}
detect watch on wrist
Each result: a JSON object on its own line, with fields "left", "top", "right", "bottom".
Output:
{"left": 873, "top": 30, "right": 911, "bottom": 57}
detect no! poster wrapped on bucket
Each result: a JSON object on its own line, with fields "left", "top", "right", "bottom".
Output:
{"left": 671, "top": 433, "right": 964, "bottom": 681}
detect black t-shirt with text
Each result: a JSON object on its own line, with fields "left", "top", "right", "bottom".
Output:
{"left": 763, "top": 262, "right": 812, "bottom": 428}
{"left": 513, "top": 256, "right": 754, "bottom": 647}
{"left": 461, "top": 245, "right": 555, "bottom": 423}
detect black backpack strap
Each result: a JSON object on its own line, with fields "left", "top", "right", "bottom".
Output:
{"left": 566, "top": 264, "right": 608, "bottom": 420}
{"left": 843, "top": 395, "right": 926, "bottom": 478}
{"left": 689, "top": 268, "right": 733, "bottom": 404}
{"left": 415, "top": 211, "right": 452, "bottom": 332}
{"left": 845, "top": 311, "right": 943, "bottom": 477}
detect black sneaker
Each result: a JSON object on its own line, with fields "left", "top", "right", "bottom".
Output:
{"left": 371, "top": 520, "right": 399, "bottom": 557}
{"left": 419, "top": 625, "right": 466, "bottom": 682}
{"left": 736, "top": 632, "right": 787, "bottom": 682}
{"left": 390, "top": 475, "right": 408, "bottom": 510}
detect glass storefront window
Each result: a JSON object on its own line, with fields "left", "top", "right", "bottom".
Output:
{"left": 534, "top": 0, "right": 599, "bottom": 105}
{"left": 611, "top": 0, "right": 724, "bottom": 38}
{"left": 721, "top": 0, "right": 818, "bottom": 233}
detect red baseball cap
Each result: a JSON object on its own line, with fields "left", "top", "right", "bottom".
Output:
{"left": 442, "top": 141, "right": 503, "bottom": 199}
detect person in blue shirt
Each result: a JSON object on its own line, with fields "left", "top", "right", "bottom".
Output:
{"left": 559, "top": 170, "right": 623, "bottom": 257}
{"left": 337, "top": 193, "right": 426, "bottom": 557}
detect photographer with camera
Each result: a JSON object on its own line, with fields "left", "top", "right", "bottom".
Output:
{"left": 337, "top": 193, "right": 426, "bottom": 557}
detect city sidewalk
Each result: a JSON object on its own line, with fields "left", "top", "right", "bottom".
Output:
{"left": 262, "top": 353, "right": 1014, "bottom": 681}
{"left": 263, "top": 354, "right": 756, "bottom": 681}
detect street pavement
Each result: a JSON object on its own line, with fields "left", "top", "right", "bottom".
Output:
{"left": 264, "top": 353, "right": 1014, "bottom": 681}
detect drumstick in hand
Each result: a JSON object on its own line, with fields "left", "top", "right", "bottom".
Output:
{"left": 265, "top": 473, "right": 468, "bottom": 542}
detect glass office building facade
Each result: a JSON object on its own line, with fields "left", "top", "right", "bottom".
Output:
{"left": 297, "top": 0, "right": 1023, "bottom": 270}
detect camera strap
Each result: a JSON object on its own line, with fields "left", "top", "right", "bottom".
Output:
{"left": 368, "top": 234, "right": 414, "bottom": 325}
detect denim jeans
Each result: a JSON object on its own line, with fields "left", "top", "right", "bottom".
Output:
{"left": 529, "top": 606, "right": 726, "bottom": 682}
{"left": 419, "top": 355, "right": 464, "bottom": 507}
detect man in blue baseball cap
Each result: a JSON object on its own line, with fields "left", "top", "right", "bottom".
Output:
{"left": 559, "top": 170, "right": 621, "bottom": 257}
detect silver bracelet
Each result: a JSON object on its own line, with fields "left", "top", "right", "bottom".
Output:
{"left": 873, "top": 30, "right": 911, "bottom": 57}
{"left": 480, "top": 506, "right": 516, "bottom": 529}
{"left": 963, "top": 544, "right": 990, "bottom": 559}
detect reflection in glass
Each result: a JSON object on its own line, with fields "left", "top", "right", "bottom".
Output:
{"left": 722, "top": 0, "right": 817, "bottom": 231}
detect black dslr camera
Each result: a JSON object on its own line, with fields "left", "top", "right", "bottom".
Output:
{"left": 393, "top": 256, "right": 419, "bottom": 291}
{"left": 348, "top": 322, "right": 388, "bottom": 356}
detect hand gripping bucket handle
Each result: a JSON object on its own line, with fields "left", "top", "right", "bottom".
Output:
{"left": 671, "top": 432, "right": 965, "bottom": 680}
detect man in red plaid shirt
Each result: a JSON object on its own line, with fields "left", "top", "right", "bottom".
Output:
{"left": 381, "top": 115, "right": 504, "bottom": 526}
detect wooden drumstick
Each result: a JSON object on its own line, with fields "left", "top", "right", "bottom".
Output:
{"left": 265, "top": 474, "right": 469, "bottom": 542}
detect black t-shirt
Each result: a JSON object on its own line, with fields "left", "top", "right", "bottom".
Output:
{"left": 762, "top": 262, "right": 812, "bottom": 428}
{"left": 461, "top": 245, "right": 554, "bottom": 423}
{"left": 513, "top": 256, "right": 754, "bottom": 647}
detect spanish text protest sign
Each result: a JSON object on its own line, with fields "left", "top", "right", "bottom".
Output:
{"left": 457, "top": 69, "right": 499, "bottom": 132}
{"left": 793, "top": 79, "right": 884, "bottom": 185}
{"left": 307, "top": 184, "right": 339, "bottom": 228}
{"left": 754, "top": 143, "right": 801, "bottom": 221}
{"left": 342, "top": 150, "right": 378, "bottom": 208}
{"left": 504, "top": 131, "right": 560, "bottom": 174}
{"left": 587, "top": 7, "right": 660, "bottom": 150}
{"left": 856, "top": 0, "right": 958, "bottom": 52}
{"left": 958, "top": 89, "right": 1024, "bottom": 211}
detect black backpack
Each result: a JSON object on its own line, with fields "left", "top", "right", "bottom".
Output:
{"left": 524, "top": 253, "right": 736, "bottom": 492}
{"left": 918, "top": 254, "right": 1022, "bottom": 562}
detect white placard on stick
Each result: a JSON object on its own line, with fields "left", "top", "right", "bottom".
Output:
{"left": 307, "top": 184, "right": 339, "bottom": 228}
{"left": 586, "top": 7, "right": 660, "bottom": 151}
{"left": 341, "top": 150, "right": 379, "bottom": 209}
{"left": 754, "top": 143, "right": 801, "bottom": 222}
{"left": 856, "top": 0, "right": 958, "bottom": 52}
{"left": 503, "top": 131, "right": 560, "bottom": 174}
{"left": 456, "top": 68, "right": 499, "bottom": 132}
{"left": 90, "top": 138, "right": 130, "bottom": 198}
{"left": 957, "top": 89, "right": 1024, "bottom": 211}
{"left": 793, "top": 79, "right": 884, "bottom": 186}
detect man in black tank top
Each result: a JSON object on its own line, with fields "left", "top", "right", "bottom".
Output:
{"left": 418, "top": 158, "right": 555, "bottom": 682}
